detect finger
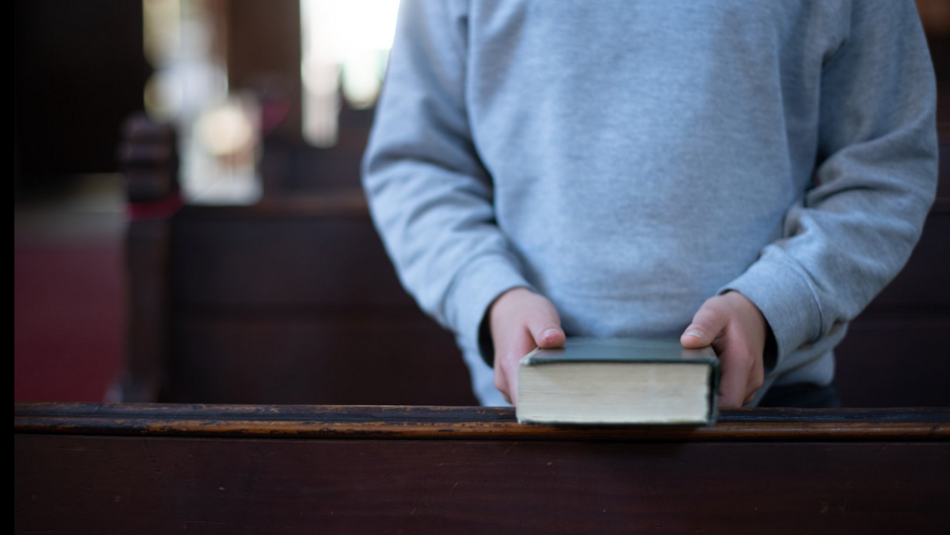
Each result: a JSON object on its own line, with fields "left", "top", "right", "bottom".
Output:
{"left": 524, "top": 305, "right": 565, "bottom": 348}
{"left": 500, "top": 327, "right": 540, "bottom": 407}
{"left": 717, "top": 332, "right": 756, "bottom": 409}
{"left": 745, "top": 359, "right": 764, "bottom": 406}
{"left": 743, "top": 391, "right": 756, "bottom": 406}
{"left": 506, "top": 357, "right": 520, "bottom": 406}
{"left": 494, "top": 360, "right": 517, "bottom": 406}
{"left": 494, "top": 362, "right": 509, "bottom": 401}
{"left": 741, "top": 346, "right": 765, "bottom": 407}
{"left": 718, "top": 363, "right": 749, "bottom": 408}
{"left": 681, "top": 302, "right": 729, "bottom": 348}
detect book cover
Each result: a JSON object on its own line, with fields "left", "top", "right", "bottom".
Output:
{"left": 517, "top": 338, "right": 720, "bottom": 425}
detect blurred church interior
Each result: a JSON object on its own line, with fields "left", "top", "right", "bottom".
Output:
{"left": 14, "top": 0, "right": 950, "bottom": 407}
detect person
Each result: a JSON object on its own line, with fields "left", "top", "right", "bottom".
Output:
{"left": 361, "top": 0, "right": 939, "bottom": 408}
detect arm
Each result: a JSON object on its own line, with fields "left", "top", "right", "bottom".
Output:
{"left": 684, "top": 0, "right": 939, "bottom": 406}
{"left": 362, "top": 0, "right": 562, "bottom": 395}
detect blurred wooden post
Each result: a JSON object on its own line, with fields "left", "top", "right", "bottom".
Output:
{"left": 111, "top": 115, "right": 180, "bottom": 402}
{"left": 917, "top": 0, "right": 950, "bottom": 36}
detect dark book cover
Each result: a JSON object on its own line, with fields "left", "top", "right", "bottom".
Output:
{"left": 518, "top": 338, "right": 720, "bottom": 425}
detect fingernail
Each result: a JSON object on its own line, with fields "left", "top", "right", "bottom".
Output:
{"left": 541, "top": 328, "right": 562, "bottom": 342}
{"left": 685, "top": 329, "right": 704, "bottom": 339}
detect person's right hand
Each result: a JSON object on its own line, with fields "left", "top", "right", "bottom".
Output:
{"left": 489, "top": 288, "right": 566, "bottom": 405}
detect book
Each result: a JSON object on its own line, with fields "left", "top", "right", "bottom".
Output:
{"left": 516, "top": 338, "right": 719, "bottom": 425}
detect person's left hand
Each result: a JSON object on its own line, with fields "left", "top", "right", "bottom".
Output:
{"left": 680, "top": 291, "right": 767, "bottom": 408}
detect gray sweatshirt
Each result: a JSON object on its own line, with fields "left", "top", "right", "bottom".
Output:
{"left": 362, "top": 0, "right": 938, "bottom": 405}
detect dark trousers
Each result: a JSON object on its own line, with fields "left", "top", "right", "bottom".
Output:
{"left": 758, "top": 382, "right": 841, "bottom": 408}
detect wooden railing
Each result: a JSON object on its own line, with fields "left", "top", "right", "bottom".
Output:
{"left": 15, "top": 403, "right": 950, "bottom": 534}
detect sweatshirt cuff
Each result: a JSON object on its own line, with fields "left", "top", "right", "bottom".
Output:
{"left": 718, "top": 256, "right": 823, "bottom": 366}
{"left": 443, "top": 253, "right": 533, "bottom": 366}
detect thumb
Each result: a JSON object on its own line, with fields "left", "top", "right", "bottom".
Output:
{"left": 525, "top": 303, "right": 566, "bottom": 349}
{"left": 681, "top": 304, "right": 728, "bottom": 348}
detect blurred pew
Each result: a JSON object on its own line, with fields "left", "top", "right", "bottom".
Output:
{"left": 114, "top": 116, "right": 476, "bottom": 405}
{"left": 832, "top": 124, "right": 950, "bottom": 407}
{"left": 114, "top": 116, "right": 949, "bottom": 407}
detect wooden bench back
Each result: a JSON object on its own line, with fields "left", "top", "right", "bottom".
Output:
{"left": 115, "top": 117, "right": 950, "bottom": 407}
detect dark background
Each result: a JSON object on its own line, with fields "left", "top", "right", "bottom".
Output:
{"left": 15, "top": 1, "right": 150, "bottom": 189}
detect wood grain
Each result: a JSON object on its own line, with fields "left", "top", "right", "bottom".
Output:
{"left": 15, "top": 403, "right": 949, "bottom": 442}
{"left": 14, "top": 404, "right": 950, "bottom": 535}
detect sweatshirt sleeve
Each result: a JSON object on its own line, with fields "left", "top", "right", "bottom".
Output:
{"left": 361, "top": 0, "right": 532, "bottom": 357}
{"left": 721, "top": 0, "right": 939, "bottom": 365}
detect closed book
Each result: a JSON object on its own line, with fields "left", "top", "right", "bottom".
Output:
{"left": 516, "top": 338, "right": 719, "bottom": 425}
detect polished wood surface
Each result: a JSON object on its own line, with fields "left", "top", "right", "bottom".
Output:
{"left": 15, "top": 404, "right": 950, "bottom": 534}
{"left": 14, "top": 403, "right": 950, "bottom": 442}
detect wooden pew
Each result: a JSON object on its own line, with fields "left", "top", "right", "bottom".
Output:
{"left": 114, "top": 117, "right": 950, "bottom": 407}
{"left": 115, "top": 117, "right": 476, "bottom": 406}
{"left": 14, "top": 403, "right": 950, "bottom": 534}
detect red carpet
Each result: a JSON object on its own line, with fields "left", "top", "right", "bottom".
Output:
{"left": 14, "top": 236, "right": 124, "bottom": 402}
